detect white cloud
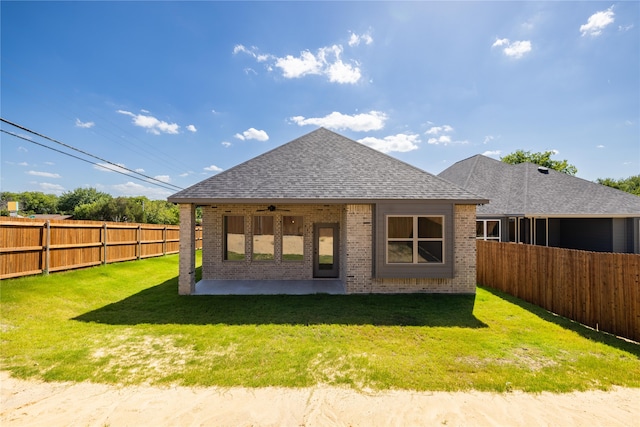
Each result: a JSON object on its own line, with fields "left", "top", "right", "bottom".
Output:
{"left": 424, "top": 124, "right": 468, "bottom": 145}
{"left": 154, "top": 175, "right": 171, "bottom": 183}
{"left": 597, "top": 145, "right": 605, "bottom": 149}
{"left": 291, "top": 111, "right": 387, "bottom": 132}
{"left": 275, "top": 50, "right": 324, "bottom": 78}
{"left": 204, "top": 165, "right": 223, "bottom": 173}
{"left": 135, "top": 168, "right": 145, "bottom": 173}
{"left": 18, "top": 146, "right": 28, "bottom": 152}
{"left": 233, "top": 44, "right": 273, "bottom": 62}
{"left": 18, "top": 162, "right": 28, "bottom": 166}
{"left": 580, "top": 6, "right": 615, "bottom": 37}
{"left": 94, "top": 162, "right": 130, "bottom": 174}
{"left": 221, "top": 141, "right": 232, "bottom": 148}
{"left": 348, "top": 31, "right": 373, "bottom": 47}
{"left": 427, "top": 135, "right": 453, "bottom": 145}
{"left": 619, "top": 24, "right": 634, "bottom": 32}
{"left": 178, "top": 171, "right": 193, "bottom": 177}
{"left": 482, "top": 150, "right": 502, "bottom": 157}
{"left": 186, "top": 124, "right": 197, "bottom": 133}
{"left": 550, "top": 149, "right": 559, "bottom": 155}
{"left": 236, "top": 41, "right": 363, "bottom": 84}
{"left": 110, "top": 181, "right": 171, "bottom": 199}
{"left": 425, "top": 125, "right": 454, "bottom": 135}
{"left": 483, "top": 135, "right": 495, "bottom": 144}
{"left": 234, "top": 128, "right": 269, "bottom": 141}
{"left": 27, "top": 170, "right": 61, "bottom": 178}
{"left": 492, "top": 38, "right": 509, "bottom": 47}
{"left": 44, "top": 161, "right": 55, "bottom": 165}
{"left": 325, "top": 57, "right": 361, "bottom": 84}
{"left": 38, "top": 182, "right": 65, "bottom": 193}
{"left": 75, "top": 118, "right": 95, "bottom": 128}
{"left": 504, "top": 41, "right": 532, "bottom": 58}
{"left": 358, "top": 133, "right": 420, "bottom": 153}
{"left": 492, "top": 38, "right": 532, "bottom": 59}
{"left": 117, "top": 110, "right": 180, "bottom": 135}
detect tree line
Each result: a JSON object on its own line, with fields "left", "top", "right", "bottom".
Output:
{"left": 0, "top": 188, "right": 182, "bottom": 225}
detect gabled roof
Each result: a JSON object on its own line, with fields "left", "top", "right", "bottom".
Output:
{"left": 169, "top": 128, "right": 486, "bottom": 204}
{"left": 438, "top": 155, "right": 640, "bottom": 217}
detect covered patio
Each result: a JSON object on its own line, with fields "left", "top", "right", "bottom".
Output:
{"left": 193, "top": 279, "right": 345, "bottom": 295}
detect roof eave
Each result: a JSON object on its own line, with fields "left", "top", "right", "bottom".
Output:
{"left": 167, "top": 197, "right": 490, "bottom": 205}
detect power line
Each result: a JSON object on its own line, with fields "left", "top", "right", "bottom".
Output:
{"left": 1, "top": 129, "right": 182, "bottom": 193}
{"left": 1, "top": 117, "right": 183, "bottom": 191}
{"left": 1, "top": 58, "right": 195, "bottom": 175}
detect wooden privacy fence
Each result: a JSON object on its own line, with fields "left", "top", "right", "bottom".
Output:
{"left": 477, "top": 240, "right": 640, "bottom": 343}
{"left": 1, "top": 217, "right": 203, "bottom": 279}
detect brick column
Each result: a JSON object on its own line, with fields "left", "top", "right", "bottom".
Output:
{"left": 345, "top": 204, "right": 373, "bottom": 293}
{"left": 179, "top": 203, "right": 196, "bottom": 295}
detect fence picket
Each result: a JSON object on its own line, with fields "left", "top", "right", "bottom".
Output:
{"left": 1, "top": 217, "right": 202, "bottom": 279}
{"left": 477, "top": 240, "right": 640, "bottom": 343}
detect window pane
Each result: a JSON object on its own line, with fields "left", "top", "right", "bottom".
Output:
{"left": 224, "top": 216, "right": 245, "bottom": 261}
{"left": 253, "top": 216, "right": 274, "bottom": 260}
{"left": 282, "top": 216, "right": 304, "bottom": 261}
{"left": 387, "top": 241, "right": 413, "bottom": 263}
{"left": 417, "top": 241, "right": 443, "bottom": 263}
{"left": 476, "top": 221, "right": 485, "bottom": 238}
{"left": 418, "top": 217, "right": 442, "bottom": 238}
{"left": 508, "top": 218, "right": 517, "bottom": 242}
{"left": 487, "top": 221, "right": 500, "bottom": 238}
{"left": 388, "top": 217, "right": 413, "bottom": 238}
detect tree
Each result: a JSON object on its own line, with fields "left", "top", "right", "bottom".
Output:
{"left": 12, "top": 191, "right": 59, "bottom": 215}
{"left": 58, "top": 187, "right": 111, "bottom": 214}
{"left": 597, "top": 175, "right": 640, "bottom": 196}
{"left": 501, "top": 150, "right": 578, "bottom": 176}
{"left": 144, "top": 200, "right": 180, "bottom": 225}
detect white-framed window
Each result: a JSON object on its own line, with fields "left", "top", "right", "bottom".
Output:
{"left": 386, "top": 215, "right": 444, "bottom": 264}
{"left": 476, "top": 219, "right": 501, "bottom": 241}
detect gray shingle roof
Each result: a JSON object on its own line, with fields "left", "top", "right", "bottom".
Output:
{"left": 438, "top": 155, "right": 640, "bottom": 216}
{"left": 169, "top": 128, "right": 486, "bottom": 204}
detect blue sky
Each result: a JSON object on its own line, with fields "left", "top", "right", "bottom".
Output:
{"left": 1, "top": 1, "right": 638, "bottom": 200}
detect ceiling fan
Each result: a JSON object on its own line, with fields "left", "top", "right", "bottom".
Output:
{"left": 256, "top": 205, "right": 290, "bottom": 212}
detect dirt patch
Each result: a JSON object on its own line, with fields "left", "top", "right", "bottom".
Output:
{"left": 2, "top": 371, "right": 638, "bottom": 426}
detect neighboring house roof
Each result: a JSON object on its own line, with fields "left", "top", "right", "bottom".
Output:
{"left": 169, "top": 128, "right": 487, "bottom": 204}
{"left": 27, "top": 214, "right": 74, "bottom": 220}
{"left": 438, "top": 154, "right": 640, "bottom": 217}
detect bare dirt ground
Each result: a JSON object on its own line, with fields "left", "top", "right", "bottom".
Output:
{"left": 2, "top": 372, "right": 638, "bottom": 426}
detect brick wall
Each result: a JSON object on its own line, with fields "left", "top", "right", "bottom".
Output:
{"left": 370, "top": 204, "right": 477, "bottom": 294}
{"left": 199, "top": 203, "right": 477, "bottom": 294}
{"left": 344, "top": 204, "right": 373, "bottom": 293}
{"left": 201, "top": 204, "right": 342, "bottom": 280}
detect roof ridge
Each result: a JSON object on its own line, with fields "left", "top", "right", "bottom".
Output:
{"left": 463, "top": 155, "right": 481, "bottom": 189}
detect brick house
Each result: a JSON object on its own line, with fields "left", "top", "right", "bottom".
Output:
{"left": 168, "top": 128, "right": 487, "bottom": 295}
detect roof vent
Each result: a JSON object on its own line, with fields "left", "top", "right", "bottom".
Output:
{"left": 537, "top": 166, "right": 549, "bottom": 174}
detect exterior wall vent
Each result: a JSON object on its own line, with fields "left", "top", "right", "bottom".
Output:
{"left": 537, "top": 166, "right": 549, "bottom": 174}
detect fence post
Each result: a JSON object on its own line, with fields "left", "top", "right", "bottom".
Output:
{"left": 44, "top": 220, "right": 50, "bottom": 275}
{"left": 137, "top": 224, "right": 142, "bottom": 260}
{"left": 163, "top": 226, "right": 167, "bottom": 256}
{"left": 103, "top": 222, "right": 108, "bottom": 265}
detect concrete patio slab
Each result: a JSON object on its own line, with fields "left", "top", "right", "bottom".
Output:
{"left": 193, "top": 279, "right": 345, "bottom": 295}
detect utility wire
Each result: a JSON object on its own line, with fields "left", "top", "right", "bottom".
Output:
{"left": 1, "top": 129, "right": 181, "bottom": 193}
{"left": 1, "top": 117, "right": 183, "bottom": 191}
{"left": 1, "top": 58, "right": 194, "bottom": 175}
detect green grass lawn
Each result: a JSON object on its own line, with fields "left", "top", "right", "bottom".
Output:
{"left": 1, "top": 252, "right": 638, "bottom": 392}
